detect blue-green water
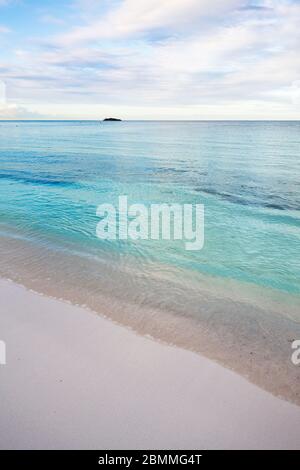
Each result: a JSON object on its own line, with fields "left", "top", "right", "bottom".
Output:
{"left": 0, "top": 120, "right": 299, "bottom": 294}
{"left": 1, "top": 120, "right": 300, "bottom": 402}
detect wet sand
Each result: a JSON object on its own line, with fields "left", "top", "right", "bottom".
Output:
{"left": 0, "top": 234, "right": 300, "bottom": 407}
{"left": 0, "top": 278, "right": 300, "bottom": 450}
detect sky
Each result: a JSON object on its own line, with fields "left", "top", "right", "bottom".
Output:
{"left": 0, "top": 0, "right": 299, "bottom": 119}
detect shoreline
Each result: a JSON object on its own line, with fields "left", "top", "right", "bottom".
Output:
{"left": 0, "top": 278, "right": 300, "bottom": 449}
{"left": 0, "top": 230, "right": 300, "bottom": 406}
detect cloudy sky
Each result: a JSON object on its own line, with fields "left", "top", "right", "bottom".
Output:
{"left": 0, "top": 0, "right": 299, "bottom": 119}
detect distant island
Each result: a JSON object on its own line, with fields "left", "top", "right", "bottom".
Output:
{"left": 103, "top": 117, "right": 122, "bottom": 122}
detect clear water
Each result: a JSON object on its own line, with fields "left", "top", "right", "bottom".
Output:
{"left": 0, "top": 120, "right": 300, "bottom": 403}
{"left": 0, "top": 120, "right": 299, "bottom": 293}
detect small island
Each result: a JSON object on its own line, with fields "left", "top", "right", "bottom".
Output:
{"left": 103, "top": 117, "right": 122, "bottom": 122}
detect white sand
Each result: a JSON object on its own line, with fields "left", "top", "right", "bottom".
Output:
{"left": 0, "top": 278, "right": 300, "bottom": 450}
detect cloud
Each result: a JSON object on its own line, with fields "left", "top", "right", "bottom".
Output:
{"left": 0, "top": 25, "right": 11, "bottom": 33}
{"left": 0, "top": 0, "right": 299, "bottom": 119}
{"left": 0, "top": 102, "right": 44, "bottom": 119}
{"left": 0, "top": 78, "right": 44, "bottom": 118}
{"left": 59, "top": 0, "right": 243, "bottom": 44}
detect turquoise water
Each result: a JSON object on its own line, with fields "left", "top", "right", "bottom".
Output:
{"left": 0, "top": 120, "right": 299, "bottom": 295}
{"left": 1, "top": 120, "right": 300, "bottom": 403}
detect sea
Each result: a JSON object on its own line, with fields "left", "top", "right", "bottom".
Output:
{"left": 0, "top": 120, "right": 299, "bottom": 403}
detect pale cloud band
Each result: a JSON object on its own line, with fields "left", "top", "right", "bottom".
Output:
{"left": 0, "top": 0, "right": 299, "bottom": 119}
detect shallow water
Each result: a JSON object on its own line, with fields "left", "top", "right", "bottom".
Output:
{"left": 0, "top": 120, "right": 299, "bottom": 403}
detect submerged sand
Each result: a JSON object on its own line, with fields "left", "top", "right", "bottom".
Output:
{"left": 0, "top": 234, "right": 300, "bottom": 406}
{"left": 0, "top": 278, "right": 300, "bottom": 450}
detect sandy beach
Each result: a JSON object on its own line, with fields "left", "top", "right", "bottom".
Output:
{"left": 0, "top": 278, "right": 300, "bottom": 450}
{"left": 1, "top": 0, "right": 300, "bottom": 455}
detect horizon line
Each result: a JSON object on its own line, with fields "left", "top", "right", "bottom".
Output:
{"left": 0, "top": 119, "right": 300, "bottom": 122}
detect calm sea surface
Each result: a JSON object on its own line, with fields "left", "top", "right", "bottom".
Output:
{"left": 0, "top": 120, "right": 299, "bottom": 402}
